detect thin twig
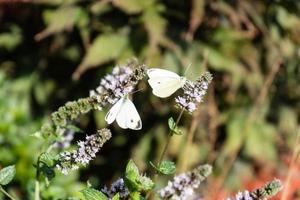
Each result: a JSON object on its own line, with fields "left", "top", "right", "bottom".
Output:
{"left": 34, "top": 181, "right": 40, "bottom": 200}
{"left": 157, "top": 109, "right": 185, "bottom": 165}
{"left": 0, "top": 186, "right": 16, "bottom": 200}
{"left": 147, "top": 109, "right": 185, "bottom": 199}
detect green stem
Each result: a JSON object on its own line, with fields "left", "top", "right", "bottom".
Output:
{"left": 35, "top": 154, "right": 42, "bottom": 200}
{"left": 35, "top": 180, "right": 40, "bottom": 200}
{"left": 0, "top": 186, "right": 16, "bottom": 200}
{"left": 157, "top": 109, "right": 184, "bottom": 165}
{"left": 147, "top": 109, "right": 185, "bottom": 199}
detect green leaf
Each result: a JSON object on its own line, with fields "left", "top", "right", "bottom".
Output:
{"left": 125, "top": 160, "right": 139, "bottom": 181}
{"left": 66, "top": 124, "right": 83, "bottom": 133}
{"left": 158, "top": 161, "right": 176, "bottom": 175}
{"left": 112, "top": 193, "right": 120, "bottom": 200}
{"left": 0, "top": 165, "right": 16, "bottom": 185}
{"left": 0, "top": 25, "right": 22, "bottom": 51}
{"left": 244, "top": 121, "right": 277, "bottom": 162}
{"left": 129, "top": 191, "right": 142, "bottom": 200}
{"left": 168, "top": 117, "right": 182, "bottom": 135}
{"left": 137, "top": 176, "right": 154, "bottom": 191}
{"left": 39, "top": 152, "right": 55, "bottom": 167}
{"left": 35, "top": 6, "right": 82, "bottom": 41}
{"left": 112, "top": 0, "right": 150, "bottom": 14}
{"left": 125, "top": 160, "right": 140, "bottom": 191}
{"left": 73, "top": 33, "right": 128, "bottom": 80}
{"left": 150, "top": 161, "right": 175, "bottom": 175}
{"left": 81, "top": 187, "right": 108, "bottom": 200}
{"left": 124, "top": 160, "right": 154, "bottom": 192}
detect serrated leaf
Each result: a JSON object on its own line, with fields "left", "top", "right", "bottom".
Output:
{"left": 168, "top": 117, "right": 182, "bottom": 135}
{"left": 149, "top": 160, "right": 175, "bottom": 175}
{"left": 81, "top": 187, "right": 108, "bottom": 200}
{"left": 158, "top": 161, "right": 176, "bottom": 175}
{"left": 39, "top": 152, "right": 55, "bottom": 167}
{"left": 125, "top": 160, "right": 139, "bottom": 180}
{"left": 129, "top": 191, "right": 141, "bottom": 200}
{"left": 137, "top": 176, "right": 154, "bottom": 191}
{"left": 73, "top": 33, "right": 128, "bottom": 80}
{"left": 112, "top": 193, "right": 120, "bottom": 200}
{"left": 125, "top": 160, "right": 140, "bottom": 191}
{"left": 0, "top": 165, "right": 16, "bottom": 185}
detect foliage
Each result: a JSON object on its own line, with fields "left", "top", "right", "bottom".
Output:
{"left": 0, "top": 0, "right": 299, "bottom": 199}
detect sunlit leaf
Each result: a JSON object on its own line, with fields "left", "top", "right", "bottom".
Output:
{"left": 73, "top": 33, "right": 128, "bottom": 80}
{"left": 0, "top": 165, "right": 16, "bottom": 185}
{"left": 168, "top": 117, "right": 182, "bottom": 135}
{"left": 150, "top": 160, "right": 175, "bottom": 175}
{"left": 35, "top": 6, "right": 82, "bottom": 41}
{"left": 81, "top": 187, "right": 108, "bottom": 200}
{"left": 0, "top": 25, "right": 22, "bottom": 51}
{"left": 244, "top": 121, "right": 277, "bottom": 162}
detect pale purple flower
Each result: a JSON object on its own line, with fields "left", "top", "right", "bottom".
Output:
{"left": 175, "top": 72, "right": 212, "bottom": 113}
{"left": 159, "top": 164, "right": 212, "bottom": 200}
{"left": 89, "top": 60, "right": 146, "bottom": 108}
{"left": 53, "top": 129, "right": 74, "bottom": 149}
{"left": 226, "top": 191, "right": 253, "bottom": 200}
{"left": 226, "top": 179, "right": 282, "bottom": 200}
{"left": 101, "top": 178, "right": 129, "bottom": 199}
{"left": 56, "top": 128, "right": 111, "bottom": 175}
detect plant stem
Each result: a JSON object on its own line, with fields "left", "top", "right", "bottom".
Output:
{"left": 35, "top": 180, "right": 40, "bottom": 200}
{"left": 146, "top": 109, "right": 185, "bottom": 199}
{"left": 35, "top": 155, "right": 42, "bottom": 200}
{"left": 0, "top": 186, "right": 16, "bottom": 200}
{"left": 157, "top": 109, "right": 184, "bottom": 165}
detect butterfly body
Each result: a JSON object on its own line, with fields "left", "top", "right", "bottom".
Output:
{"left": 147, "top": 68, "right": 186, "bottom": 98}
{"left": 105, "top": 95, "right": 142, "bottom": 130}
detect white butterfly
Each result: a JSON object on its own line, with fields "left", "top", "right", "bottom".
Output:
{"left": 105, "top": 95, "right": 142, "bottom": 130}
{"left": 147, "top": 68, "right": 186, "bottom": 98}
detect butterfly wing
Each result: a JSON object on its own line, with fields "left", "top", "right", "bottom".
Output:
{"left": 105, "top": 98, "right": 123, "bottom": 124}
{"left": 147, "top": 68, "right": 184, "bottom": 98}
{"left": 116, "top": 98, "right": 142, "bottom": 130}
{"left": 147, "top": 68, "right": 180, "bottom": 79}
{"left": 148, "top": 77, "right": 183, "bottom": 97}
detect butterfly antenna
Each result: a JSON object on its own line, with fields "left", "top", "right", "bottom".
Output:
{"left": 130, "top": 88, "right": 144, "bottom": 94}
{"left": 184, "top": 62, "right": 192, "bottom": 76}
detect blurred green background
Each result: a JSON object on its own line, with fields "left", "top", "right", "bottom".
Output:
{"left": 0, "top": 0, "right": 299, "bottom": 199}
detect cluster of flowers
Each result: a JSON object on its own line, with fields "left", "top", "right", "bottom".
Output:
{"left": 90, "top": 60, "right": 146, "bottom": 108}
{"left": 175, "top": 72, "right": 213, "bottom": 113}
{"left": 56, "top": 128, "right": 111, "bottom": 175}
{"left": 101, "top": 178, "right": 130, "bottom": 199}
{"left": 53, "top": 129, "right": 74, "bottom": 149}
{"left": 226, "top": 179, "right": 282, "bottom": 200}
{"left": 159, "top": 164, "right": 212, "bottom": 200}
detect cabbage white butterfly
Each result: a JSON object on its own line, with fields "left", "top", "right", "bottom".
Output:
{"left": 105, "top": 95, "right": 142, "bottom": 130}
{"left": 147, "top": 68, "right": 186, "bottom": 98}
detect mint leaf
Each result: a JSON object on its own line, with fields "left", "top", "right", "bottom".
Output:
{"left": 168, "top": 117, "right": 182, "bottom": 135}
{"left": 81, "top": 187, "right": 108, "bottom": 200}
{"left": 112, "top": 193, "right": 120, "bottom": 200}
{"left": 150, "top": 161, "right": 175, "bottom": 175}
{"left": 158, "top": 161, "right": 176, "bottom": 175}
{"left": 125, "top": 160, "right": 140, "bottom": 191}
{"left": 0, "top": 165, "right": 16, "bottom": 185}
